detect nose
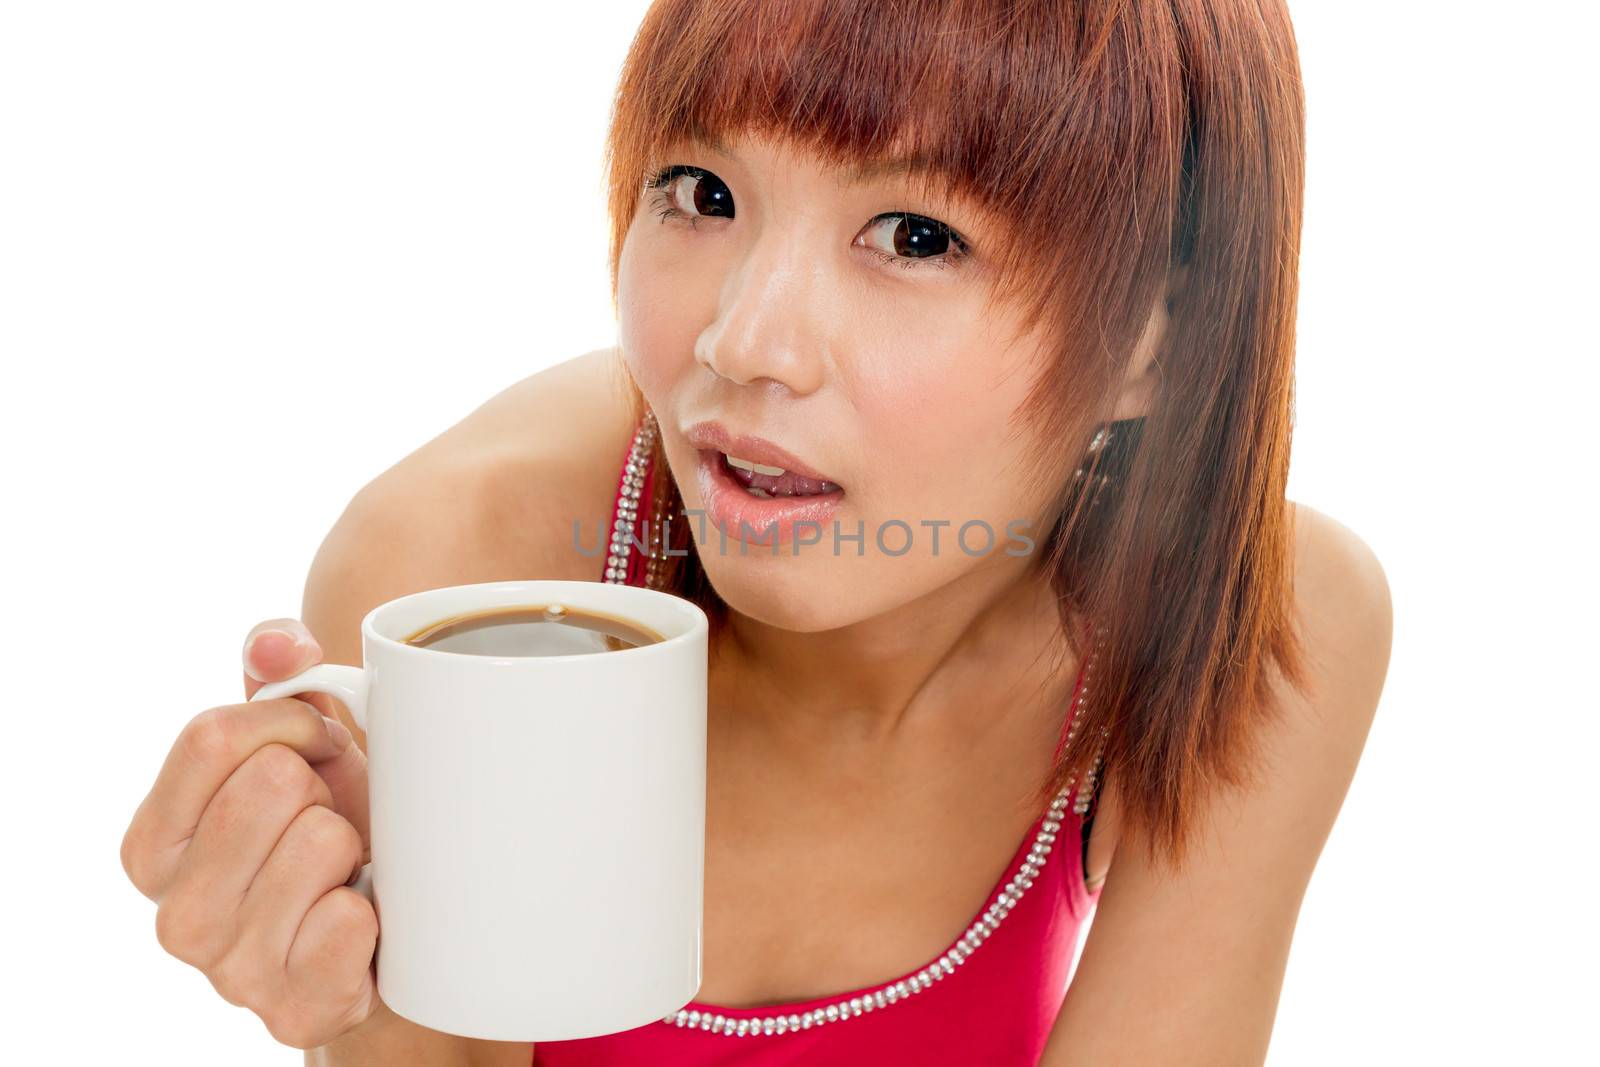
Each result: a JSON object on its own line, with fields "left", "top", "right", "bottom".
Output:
{"left": 694, "top": 235, "right": 828, "bottom": 396}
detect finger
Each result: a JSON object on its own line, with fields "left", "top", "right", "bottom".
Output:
{"left": 309, "top": 740, "right": 371, "bottom": 861}
{"left": 124, "top": 700, "right": 352, "bottom": 901}
{"left": 241, "top": 619, "right": 324, "bottom": 699}
{"left": 286, "top": 885, "right": 378, "bottom": 1032}
{"left": 235, "top": 804, "right": 364, "bottom": 972}
{"left": 157, "top": 743, "right": 337, "bottom": 964}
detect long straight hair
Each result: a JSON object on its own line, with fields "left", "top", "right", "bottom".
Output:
{"left": 600, "top": 0, "right": 1311, "bottom": 872}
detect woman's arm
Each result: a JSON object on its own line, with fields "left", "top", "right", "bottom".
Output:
{"left": 294, "top": 349, "right": 635, "bottom": 1063}
{"left": 1040, "top": 503, "right": 1393, "bottom": 1066}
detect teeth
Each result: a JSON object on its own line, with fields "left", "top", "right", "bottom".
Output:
{"left": 725, "top": 453, "right": 786, "bottom": 476}
{"left": 745, "top": 487, "right": 774, "bottom": 499}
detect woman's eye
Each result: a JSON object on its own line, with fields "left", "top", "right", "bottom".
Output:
{"left": 643, "top": 165, "right": 734, "bottom": 228}
{"left": 642, "top": 164, "right": 972, "bottom": 273}
{"left": 857, "top": 213, "right": 972, "bottom": 272}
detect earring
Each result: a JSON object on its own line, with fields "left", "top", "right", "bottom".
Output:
{"left": 1076, "top": 422, "right": 1112, "bottom": 481}
{"left": 1074, "top": 416, "right": 1143, "bottom": 490}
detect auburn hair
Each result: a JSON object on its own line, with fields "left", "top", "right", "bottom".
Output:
{"left": 599, "top": 0, "right": 1311, "bottom": 873}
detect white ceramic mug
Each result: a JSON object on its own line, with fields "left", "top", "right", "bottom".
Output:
{"left": 247, "top": 579, "right": 708, "bottom": 1042}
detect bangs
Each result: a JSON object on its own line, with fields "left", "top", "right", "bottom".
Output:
{"left": 605, "top": 0, "right": 1192, "bottom": 396}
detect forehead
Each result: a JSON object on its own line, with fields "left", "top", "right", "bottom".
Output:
{"left": 675, "top": 128, "right": 941, "bottom": 190}
{"left": 668, "top": 126, "right": 966, "bottom": 209}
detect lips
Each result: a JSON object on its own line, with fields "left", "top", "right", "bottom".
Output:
{"left": 676, "top": 421, "right": 843, "bottom": 546}
{"left": 682, "top": 421, "right": 843, "bottom": 491}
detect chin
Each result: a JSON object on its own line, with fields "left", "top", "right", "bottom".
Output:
{"left": 695, "top": 553, "right": 872, "bottom": 634}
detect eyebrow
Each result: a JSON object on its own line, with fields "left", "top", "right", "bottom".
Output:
{"left": 692, "top": 133, "right": 932, "bottom": 186}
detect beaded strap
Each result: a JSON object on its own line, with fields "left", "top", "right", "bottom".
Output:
{"left": 1065, "top": 628, "right": 1111, "bottom": 818}
{"left": 602, "top": 410, "right": 661, "bottom": 588}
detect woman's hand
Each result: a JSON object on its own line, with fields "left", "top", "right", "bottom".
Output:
{"left": 121, "top": 619, "right": 379, "bottom": 1050}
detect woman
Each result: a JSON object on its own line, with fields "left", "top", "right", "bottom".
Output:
{"left": 120, "top": 1, "right": 1392, "bottom": 1064}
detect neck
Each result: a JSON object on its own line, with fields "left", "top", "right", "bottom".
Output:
{"left": 711, "top": 558, "right": 1076, "bottom": 747}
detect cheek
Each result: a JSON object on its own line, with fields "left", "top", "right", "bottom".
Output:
{"left": 616, "top": 225, "right": 702, "bottom": 403}
{"left": 850, "top": 286, "right": 1034, "bottom": 445}
{"left": 851, "top": 333, "right": 1046, "bottom": 523}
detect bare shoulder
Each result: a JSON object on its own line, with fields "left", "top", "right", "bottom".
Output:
{"left": 1041, "top": 500, "right": 1393, "bottom": 1064}
{"left": 325, "top": 343, "right": 637, "bottom": 583}
{"left": 1286, "top": 498, "right": 1394, "bottom": 702}
{"left": 407, "top": 343, "right": 643, "bottom": 583}
{"left": 1256, "top": 496, "right": 1394, "bottom": 821}
{"left": 299, "top": 346, "right": 638, "bottom": 699}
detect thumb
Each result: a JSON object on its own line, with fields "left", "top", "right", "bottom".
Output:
{"left": 241, "top": 618, "right": 370, "bottom": 853}
{"left": 241, "top": 618, "right": 324, "bottom": 698}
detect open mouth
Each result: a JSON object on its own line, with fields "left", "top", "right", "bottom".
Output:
{"left": 692, "top": 446, "right": 845, "bottom": 547}
{"left": 718, "top": 451, "right": 844, "bottom": 498}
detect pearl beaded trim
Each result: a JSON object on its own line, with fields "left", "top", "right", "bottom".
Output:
{"left": 601, "top": 411, "right": 1110, "bottom": 1038}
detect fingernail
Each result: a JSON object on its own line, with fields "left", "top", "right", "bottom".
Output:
{"left": 243, "top": 627, "right": 299, "bottom": 681}
{"left": 324, "top": 714, "right": 353, "bottom": 750}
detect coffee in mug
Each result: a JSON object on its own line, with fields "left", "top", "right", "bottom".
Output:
{"left": 402, "top": 603, "right": 665, "bottom": 657}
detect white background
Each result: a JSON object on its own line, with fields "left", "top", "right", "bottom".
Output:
{"left": 3, "top": 2, "right": 1593, "bottom": 1063}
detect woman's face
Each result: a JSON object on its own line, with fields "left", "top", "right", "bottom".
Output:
{"left": 617, "top": 131, "right": 1071, "bottom": 633}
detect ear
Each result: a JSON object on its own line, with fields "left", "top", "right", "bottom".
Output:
{"left": 1111, "top": 264, "right": 1191, "bottom": 420}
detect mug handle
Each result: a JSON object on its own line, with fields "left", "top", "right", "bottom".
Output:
{"left": 248, "top": 664, "right": 375, "bottom": 903}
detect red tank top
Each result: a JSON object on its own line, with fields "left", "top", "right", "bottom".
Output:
{"left": 533, "top": 415, "right": 1105, "bottom": 1065}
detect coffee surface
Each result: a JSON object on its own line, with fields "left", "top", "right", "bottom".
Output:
{"left": 401, "top": 603, "right": 664, "bottom": 657}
